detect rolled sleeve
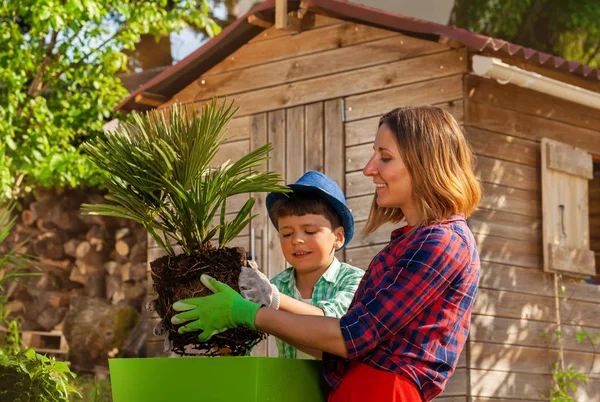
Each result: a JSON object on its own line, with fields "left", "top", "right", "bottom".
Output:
{"left": 313, "top": 269, "right": 364, "bottom": 318}
{"left": 314, "top": 289, "right": 356, "bottom": 317}
{"left": 339, "top": 302, "right": 380, "bottom": 359}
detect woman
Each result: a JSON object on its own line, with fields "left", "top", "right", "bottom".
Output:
{"left": 171, "top": 106, "right": 481, "bottom": 401}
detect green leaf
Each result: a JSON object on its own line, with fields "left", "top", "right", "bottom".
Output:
{"left": 82, "top": 101, "right": 289, "bottom": 256}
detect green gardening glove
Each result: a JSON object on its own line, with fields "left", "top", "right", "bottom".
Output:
{"left": 171, "top": 274, "right": 262, "bottom": 342}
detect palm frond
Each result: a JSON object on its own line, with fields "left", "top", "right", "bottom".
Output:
{"left": 82, "top": 100, "right": 290, "bottom": 256}
{"left": 0, "top": 199, "right": 41, "bottom": 291}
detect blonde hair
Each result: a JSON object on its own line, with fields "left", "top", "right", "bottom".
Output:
{"left": 363, "top": 106, "right": 481, "bottom": 234}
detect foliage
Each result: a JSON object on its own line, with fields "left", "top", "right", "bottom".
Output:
{"left": 0, "top": 348, "right": 81, "bottom": 401}
{"left": 0, "top": 200, "right": 41, "bottom": 296}
{"left": 549, "top": 363, "right": 589, "bottom": 402}
{"left": 0, "top": 196, "right": 78, "bottom": 401}
{"left": 0, "top": 195, "right": 39, "bottom": 351}
{"left": 0, "top": 0, "right": 221, "bottom": 197}
{"left": 70, "top": 375, "right": 112, "bottom": 402}
{"left": 80, "top": 100, "right": 289, "bottom": 256}
{"left": 450, "top": 0, "right": 600, "bottom": 67}
{"left": 541, "top": 274, "right": 596, "bottom": 401}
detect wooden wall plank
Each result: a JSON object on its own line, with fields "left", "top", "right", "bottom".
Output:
{"left": 214, "top": 139, "right": 250, "bottom": 166}
{"left": 478, "top": 182, "right": 540, "bottom": 218}
{"left": 304, "top": 102, "right": 324, "bottom": 171}
{"left": 324, "top": 99, "right": 345, "bottom": 188}
{"left": 432, "top": 397, "right": 466, "bottom": 402}
{"left": 286, "top": 105, "right": 305, "bottom": 183}
{"left": 479, "top": 262, "right": 553, "bottom": 297}
{"left": 347, "top": 194, "right": 375, "bottom": 221}
{"left": 466, "top": 127, "right": 539, "bottom": 167}
{"left": 348, "top": 188, "right": 540, "bottom": 229}
{"left": 440, "top": 368, "right": 468, "bottom": 396}
{"left": 470, "top": 369, "right": 552, "bottom": 400}
{"left": 267, "top": 110, "right": 287, "bottom": 280}
{"left": 468, "top": 209, "right": 540, "bottom": 242}
{"left": 196, "top": 54, "right": 465, "bottom": 118}
{"left": 345, "top": 156, "right": 539, "bottom": 198}
{"left": 470, "top": 315, "right": 599, "bottom": 354}
{"left": 345, "top": 170, "right": 374, "bottom": 198}
{"left": 248, "top": 15, "right": 343, "bottom": 43}
{"left": 207, "top": 23, "right": 397, "bottom": 75}
{"left": 345, "top": 244, "right": 380, "bottom": 269}
{"left": 344, "top": 63, "right": 465, "bottom": 121}
{"left": 347, "top": 220, "right": 399, "bottom": 250}
{"left": 473, "top": 289, "right": 553, "bottom": 322}
{"left": 574, "top": 379, "right": 600, "bottom": 402}
{"left": 479, "top": 261, "right": 600, "bottom": 304}
{"left": 249, "top": 113, "right": 268, "bottom": 357}
{"left": 466, "top": 74, "right": 600, "bottom": 133}
{"left": 474, "top": 288, "right": 600, "bottom": 329}
{"left": 466, "top": 102, "right": 600, "bottom": 155}
{"left": 470, "top": 342, "right": 556, "bottom": 374}
{"left": 345, "top": 100, "right": 464, "bottom": 146}
{"left": 185, "top": 35, "right": 448, "bottom": 101}
{"left": 223, "top": 116, "right": 251, "bottom": 143}
{"left": 346, "top": 143, "right": 372, "bottom": 172}
{"left": 565, "top": 350, "right": 600, "bottom": 378}
{"left": 475, "top": 234, "right": 540, "bottom": 268}
{"left": 470, "top": 399, "right": 540, "bottom": 402}
{"left": 475, "top": 155, "right": 539, "bottom": 192}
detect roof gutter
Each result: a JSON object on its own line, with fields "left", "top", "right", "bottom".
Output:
{"left": 472, "top": 55, "right": 600, "bottom": 110}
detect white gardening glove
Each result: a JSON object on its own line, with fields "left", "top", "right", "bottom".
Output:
{"left": 239, "top": 260, "right": 280, "bottom": 309}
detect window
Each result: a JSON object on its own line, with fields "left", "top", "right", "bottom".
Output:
{"left": 541, "top": 138, "right": 595, "bottom": 276}
{"left": 590, "top": 160, "right": 600, "bottom": 280}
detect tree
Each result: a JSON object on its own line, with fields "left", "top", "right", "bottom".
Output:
{"left": 449, "top": 0, "right": 600, "bottom": 68}
{"left": 0, "top": 1, "right": 221, "bottom": 198}
{"left": 125, "top": 0, "right": 240, "bottom": 71}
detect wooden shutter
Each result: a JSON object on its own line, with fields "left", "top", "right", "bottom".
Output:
{"left": 541, "top": 138, "right": 595, "bottom": 276}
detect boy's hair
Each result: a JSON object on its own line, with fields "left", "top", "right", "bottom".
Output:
{"left": 363, "top": 106, "right": 481, "bottom": 234}
{"left": 270, "top": 194, "right": 342, "bottom": 230}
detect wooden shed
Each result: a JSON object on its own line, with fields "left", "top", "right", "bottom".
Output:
{"left": 116, "top": 1, "right": 600, "bottom": 400}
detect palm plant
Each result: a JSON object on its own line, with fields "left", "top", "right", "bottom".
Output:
{"left": 80, "top": 100, "right": 289, "bottom": 355}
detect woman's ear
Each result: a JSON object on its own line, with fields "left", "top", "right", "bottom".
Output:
{"left": 333, "top": 226, "right": 345, "bottom": 249}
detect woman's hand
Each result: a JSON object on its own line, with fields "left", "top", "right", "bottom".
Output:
{"left": 171, "top": 274, "right": 262, "bottom": 342}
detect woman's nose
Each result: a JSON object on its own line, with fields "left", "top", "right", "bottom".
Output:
{"left": 363, "top": 157, "right": 377, "bottom": 177}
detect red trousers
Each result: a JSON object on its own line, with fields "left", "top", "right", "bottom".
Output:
{"left": 328, "top": 362, "right": 424, "bottom": 402}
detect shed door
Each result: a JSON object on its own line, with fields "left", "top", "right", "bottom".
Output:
{"left": 249, "top": 99, "right": 345, "bottom": 356}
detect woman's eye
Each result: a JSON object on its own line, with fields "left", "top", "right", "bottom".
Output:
{"left": 380, "top": 157, "right": 391, "bottom": 163}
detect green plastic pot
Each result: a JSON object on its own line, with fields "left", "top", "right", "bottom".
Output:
{"left": 109, "top": 356, "right": 328, "bottom": 402}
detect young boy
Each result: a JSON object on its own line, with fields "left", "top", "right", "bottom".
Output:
{"left": 240, "top": 170, "right": 364, "bottom": 359}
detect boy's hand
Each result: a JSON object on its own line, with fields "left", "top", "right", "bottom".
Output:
{"left": 239, "top": 261, "right": 280, "bottom": 309}
{"left": 171, "top": 274, "right": 261, "bottom": 342}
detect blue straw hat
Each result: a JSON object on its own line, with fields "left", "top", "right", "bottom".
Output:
{"left": 266, "top": 170, "right": 354, "bottom": 249}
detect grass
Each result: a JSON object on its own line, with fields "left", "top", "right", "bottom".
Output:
{"left": 70, "top": 374, "right": 112, "bottom": 401}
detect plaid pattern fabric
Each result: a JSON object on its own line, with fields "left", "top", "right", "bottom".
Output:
{"left": 271, "top": 258, "right": 365, "bottom": 359}
{"left": 323, "top": 215, "right": 480, "bottom": 401}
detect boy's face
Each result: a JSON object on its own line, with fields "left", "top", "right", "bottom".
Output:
{"left": 277, "top": 214, "right": 344, "bottom": 274}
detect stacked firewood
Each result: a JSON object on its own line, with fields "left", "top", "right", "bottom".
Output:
{"left": 2, "top": 187, "right": 148, "bottom": 369}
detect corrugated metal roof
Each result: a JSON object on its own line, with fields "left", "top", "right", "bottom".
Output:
{"left": 115, "top": 0, "right": 600, "bottom": 112}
